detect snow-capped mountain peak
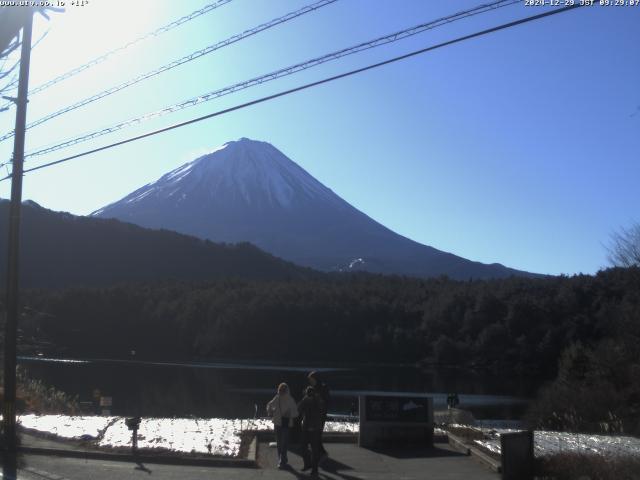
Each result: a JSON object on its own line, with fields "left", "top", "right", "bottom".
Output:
{"left": 92, "top": 138, "right": 532, "bottom": 279}
{"left": 100, "top": 138, "right": 338, "bottom": 212}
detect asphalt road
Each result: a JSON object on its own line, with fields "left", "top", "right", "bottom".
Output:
{"left": 5, "top": 456, "right": 254, "bottom": 480}
{"left": 2, "top": 442, "right": 499, "bottom": 480}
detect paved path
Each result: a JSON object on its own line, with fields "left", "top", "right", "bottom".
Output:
{"left": 3, "top": 441, "right": 498, "bottom": 480}
{"left": 258, "top": 441, "right": 498, "bottom": 480}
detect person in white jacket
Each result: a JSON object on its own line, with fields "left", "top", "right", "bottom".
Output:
{"left": 266, "top": 382, "right": 299, "bottom": 469}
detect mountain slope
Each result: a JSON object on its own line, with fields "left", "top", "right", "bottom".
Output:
{"left": 93, "top": 138, "right": 534, "bottom": 280}
{"left": 0, "top": 200, "right": 311, "bottom": 288}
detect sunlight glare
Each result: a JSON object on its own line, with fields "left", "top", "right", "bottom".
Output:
{"left": 30, "top": 0, "right": 161, "bottom": 83}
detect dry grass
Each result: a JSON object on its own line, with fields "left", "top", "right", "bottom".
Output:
{"left": 16, "top": 366, "right": 79, "bottom": 414}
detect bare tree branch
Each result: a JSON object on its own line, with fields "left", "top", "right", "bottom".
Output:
{"left": 0, "top": 57, "right": 20, "bottom": 80}
{"left": 1, "top": 38, "right": 20, "bottom": 59}
{"left": 0, "top": 7, "right": 24, "bottom": 57}
{"left": 0, "top": 75, "right": 18, "bottom": 92}
{"left": 0, "top": 28, "right": 47, "bottom": 82}
{"left": 607, "top": 222, "right": 640, "bottom": 267}
{"left": 0, "top": 74, "right": 18, "bottom": 90}
{"left": 0, "top": 14, "right": 50, "bottom": 103}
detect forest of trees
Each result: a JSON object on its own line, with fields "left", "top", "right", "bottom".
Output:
{"left": 22, "top": 267, "right": 639, "bottom": 371}
{"left": 2, "top": 199, "right": 638, "bottom": 434}
{"left": 16, "top": 266, "right": 640, "bottom": 436}
{"left": 0, "top": 200, "right": 313, "bottom": 288}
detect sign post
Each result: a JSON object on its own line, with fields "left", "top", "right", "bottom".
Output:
{"left": 358, "top": 395, "right": 434, "bottom": 448}
{"left": 99, "top": 396, "right": 113, "bottom": 416}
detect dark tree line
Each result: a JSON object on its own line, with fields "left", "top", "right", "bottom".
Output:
{"left": 0, "top": 200, "right": 313, "bottom": 289}
{"left": 15, "top": 267, "right": 640, "bottom": 434}
{"left": 18, "top": 267, "right": 639, "bottom": 372}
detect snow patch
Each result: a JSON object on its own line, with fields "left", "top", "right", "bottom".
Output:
{"left": 99, "top": 417, "right": 243, "bottom": 456}
{"left": 126, "top": 188, "right": 155, "bottom": 204}
{"left": 113, "top": 138, "right": 342, "bottom": 210}
{"left": 164, "top": 162, "right": 196, "bottom": 184}
{"left": 472, "top": 429, "right": 640, "bottom": 458}
{"left": 16, "top": 414, "right": 358, "bottom": 457}
{"left": 19, "top": 414, "right": 114, "bottom": 440}
{"left": 349, "top": 258, "right": 365, "bottom": 269}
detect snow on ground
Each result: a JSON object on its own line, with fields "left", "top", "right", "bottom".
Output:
{"left": 20, "top": 415, "right": 639, "bottom": 459}
{"left": 16, "top": 415, "right": 359, "bottom": 457}
{"left": 474, "top": 438, "right": 501, "bottom": 455}
{"left": 325, "top": 421, "right": 359, "bottom": 434}
{"left": 18, "top": 415, "right": 115, "bottom": 440}
{"left": 236, "top": 418, "right": 357, "bottom": 434}
{"left": 99, "top": 418, "right": 246, "bottom": 456}
{"left": 474, "top": 430, "right": 640, "bottom": 458}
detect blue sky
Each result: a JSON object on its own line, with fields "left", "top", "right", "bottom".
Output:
{"left": 0, "top": 0, "right": 638, "bottom": 276}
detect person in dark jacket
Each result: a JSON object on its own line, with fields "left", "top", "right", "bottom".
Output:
{"left": 307, "top": 371, "right": 330, "bottom": 457}
{"left": 297, "top": 386, "right": 324, "bottom": 476}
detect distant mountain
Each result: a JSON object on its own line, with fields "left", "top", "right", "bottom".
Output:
{"left": 93, "top": 137, "right": 535, "bottom": 280}
{"left": 0, "top": 200, "right": 310, "bottom": 288}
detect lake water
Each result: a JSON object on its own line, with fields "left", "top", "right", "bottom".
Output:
{"left": 19, "top": 356, "right": 532, "bottom": 420}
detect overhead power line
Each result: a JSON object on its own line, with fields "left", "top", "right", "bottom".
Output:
{"left": 19, "top": 0, "right": 522, "bottom": 159}
{"left": 0, "top": 0, "right": 338, "bottom": 143}
{"left": 31, "top": 0, "right": 233, "bottom": 94}
{"left": 0, "top": 0, "right": 234, "bottom": 113}
{"left": 0, "top": 3, "right": 584, "bottom": 183}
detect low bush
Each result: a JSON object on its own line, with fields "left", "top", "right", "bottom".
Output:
{"left": 16, "top": 367, "right": 79, "bottom": 414}
{"left": 536, "top": 452, "right": 640, "bottom": 480}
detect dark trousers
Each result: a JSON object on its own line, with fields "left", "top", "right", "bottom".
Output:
{"left": 301, "top": 429, "right": 322, "bottom": 473}
{"left": 319, "top": 414, "right": 327, "bottom": 454}
{"left": 275, "top": 425, "right": 290, "bottom": 466}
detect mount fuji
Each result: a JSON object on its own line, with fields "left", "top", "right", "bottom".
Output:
{"left": 93, "top": 138, "right": 532, "bottom": 279}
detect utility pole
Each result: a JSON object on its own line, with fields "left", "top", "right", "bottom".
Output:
{"left": 3, "top": 8, "right": 33, "bottom": 454}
